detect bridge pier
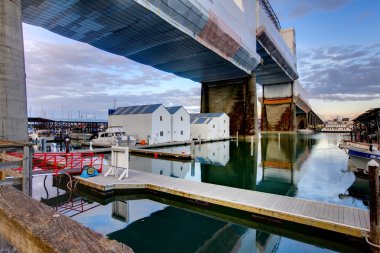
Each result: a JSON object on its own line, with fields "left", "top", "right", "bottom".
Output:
{"left": 201, "top": 76, "right": 258, "bottom": 137}
{"left": 296, "top": 113, "right": 307, "bottom": 130}
{"left": 260, "top": 83, "right": 296, "bottom": 132}
{"left": 0, "top": 0, "right": 28, "bottom": 141}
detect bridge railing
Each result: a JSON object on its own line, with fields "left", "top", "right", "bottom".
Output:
{"left": 293, "top": 81, "right": 309, "bottom": 104}
{"left": 257, "top": 2, "right": 297, "bottom": 71}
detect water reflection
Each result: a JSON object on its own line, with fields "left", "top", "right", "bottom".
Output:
{"left": 107, "top": 204, "right": 282, "bottom": 253}
{"left": 131, "top": 133, "right": 369, "bottom": 209}
{"left": 30, "top": 132, "right": 370, "bottom": 253}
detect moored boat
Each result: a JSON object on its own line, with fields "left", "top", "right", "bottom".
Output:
{"left": 339, "top": 140, "right": 380, "bottom": 175}
{"left": 92, "top": 126, "right": 136, "bottom": 146}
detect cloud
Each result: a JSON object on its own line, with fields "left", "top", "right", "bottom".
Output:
{"left": 270, "top": 0, "right": 351, "bottom": 18}
{"left": 298, "top": 43, "right": 380, "bottom": 101}
{"left": 24, "top": 38, "right": 200, "bottom": 119}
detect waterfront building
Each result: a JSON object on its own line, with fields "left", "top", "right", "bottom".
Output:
{"left": 166, "top": 106, "right": 191, "bottom": 142}
{"left": 190, "top": 113, "right": 230, "bottom": 140}
{"left": 321, "top": 117, "right": 353, "bottom": 133}
{"left": 108, "top": 104, "right": 171, "bottom": 144}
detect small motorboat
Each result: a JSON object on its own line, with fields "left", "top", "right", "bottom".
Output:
{"left": 92, "top": 126, "right": 136, "bottom": 146}
{"left": 339, "top": 140, "right": 380, "bottom": 175}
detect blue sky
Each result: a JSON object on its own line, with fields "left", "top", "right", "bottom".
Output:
{"left": 23, "top": 0, "right": 380, "bottom": 120}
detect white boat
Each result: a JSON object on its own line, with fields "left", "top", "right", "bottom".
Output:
{"left": 29, "top": 129, "right": 55, "bottom": 142}
{"left": 339, "top": 140, "right": 380, "bottom": 175}
{"left": 92, "top": 127, "right": 136, "bottom": 146}
{"left": 69, "top": 132, "right": 93, "bottom": 141}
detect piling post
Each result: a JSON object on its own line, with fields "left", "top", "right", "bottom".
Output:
{"left": 41, "top": 138, "right": 47, "bottom": 153}
{"left": 368, "top": 159, "right": 380, "bottom": 252}
{"left": 22, "top": 144, "right": 32, "bottom": 196}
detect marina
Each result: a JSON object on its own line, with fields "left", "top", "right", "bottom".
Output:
{"left": 76, "top": 168, "right": 370, "bottom": 238}
{"left": 1, "top": 132, "right": 378, "bottom": 252}
{"left": 0, "top": 0, "right": 379, "bottom": 252}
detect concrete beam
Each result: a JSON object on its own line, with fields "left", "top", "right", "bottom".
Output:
{"left": 261, "top": 83, "right": 296, "bottom": 131}
{"left": 0, "top": 0, "right": 28, "bottom": 141}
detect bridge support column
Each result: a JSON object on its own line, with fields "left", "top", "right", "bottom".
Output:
{"left": 201, "top": 76, "right": 258, "bottom": 137}
{"left": 261, "top": 83, "right": 296, "bottom": 131}
{"left": 296, "top": 113, "right": 307, "bottom": 130}
{"left": 0, "top": 0, "right": 28, "bottom": 141}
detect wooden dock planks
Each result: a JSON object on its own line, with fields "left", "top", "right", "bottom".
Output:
{"left": 76, "top": 169, "right": 370, "bottom": 238}
{"left": 0, "top": 185, "right": 133, "bottom": 253}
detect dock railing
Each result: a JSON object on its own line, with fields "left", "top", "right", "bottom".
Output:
{"left": 104, "top": 146, "right": 129, "bottom": 180}
{"left": 0, "top": 140, "right": 32, "bottom": 196}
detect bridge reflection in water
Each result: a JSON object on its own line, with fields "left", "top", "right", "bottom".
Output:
{"left": 33, "top": 133, "right": 369, "bottom": 252}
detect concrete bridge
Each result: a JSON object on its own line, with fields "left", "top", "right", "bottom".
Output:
{"left": 0, "top": 0, "right": 322, "bottom": 141}
{"left": 259, "top": 80, "right": 324, "bottom": 131}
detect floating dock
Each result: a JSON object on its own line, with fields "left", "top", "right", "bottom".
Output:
{"left": 76, "top": 169, "right": 370, "bottom": 238}
{"left": 129, "top": 148, "right": 192, "bottom": 160}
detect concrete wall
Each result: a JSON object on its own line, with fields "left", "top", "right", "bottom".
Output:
{"left": 0, "top": 0, "right": 28, "bottom": 141}
{"left": 171, "top": 107, "right": 190, "bottom": 142}
{"left": 201, "top": 76, "right": 257, "bottom": 136}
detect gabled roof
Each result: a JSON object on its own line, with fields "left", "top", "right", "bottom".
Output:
{"left": 190, "top": 117, "right": 214, "bottom": 124}
{"left": 190, "top": 113, "right": 226, "bottom": 118}
{"left": 112, "top": 104, "right": 162, "bottom": 115}
{"left": 166, "top": 106, "right": 183, "bottom": 115}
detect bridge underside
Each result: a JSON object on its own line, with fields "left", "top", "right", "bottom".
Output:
{"left": 21, "top": 0, "right": 259, "bottom": 83}
{"left": 255, "top": 28, "right": 298, "bottom": 85}
{"left": 18, "top": 0, "right": 307, "bottom": 136}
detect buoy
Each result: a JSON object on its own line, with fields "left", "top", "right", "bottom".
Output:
{"left": 154, "top": 153, "right": 158, "bottom": 158}
{"left": 140, "top": 139, "right": 146, "bottom": 145}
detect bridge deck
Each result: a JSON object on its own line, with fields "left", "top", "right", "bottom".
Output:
{"left": 76, "top": 169, "right": 369, "bottom": 238}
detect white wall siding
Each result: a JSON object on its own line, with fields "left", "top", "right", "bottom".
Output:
{"left": 151, "top": 106, "right": 171, "bottom": 144}
{"left": 108, "top": 114, "right": 152, "bottom": 140}
{"left": 171, "top": 108, "right": 191, "bottom": 142}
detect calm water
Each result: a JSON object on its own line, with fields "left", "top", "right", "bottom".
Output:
{"left": 135, "top": 132, "right": 368, "bottom": 209}
{"left": 30, "top": 133, "right": 369, "bottom": 253}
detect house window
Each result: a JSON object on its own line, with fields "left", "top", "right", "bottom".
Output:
{"left": 180, "top": 116, "right": 183, "bottom": 121}
{"left": 224, "top": 130, "right": 226, "bottom": 133}
{"left": 181, "top": 130, "right": 183, "bottom": 135}
{"left": 160, "top": 116, "right": 163, "bottom": 121}
{"left": 160, "top": 131, "right": 164, "bottom": 136}
{"left": 224, "top": 120, "right": 226, "bottom": 123}
{"left": 213, "top": 124, "right": 215, "bottom": 128}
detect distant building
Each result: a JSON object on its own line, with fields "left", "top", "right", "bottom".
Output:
{"left": 166, "top": 106, "right": 191, "bottom": 142}
{"left": 190, "top": 113, "right": 230, "bottom": 140}
{"left": 321, "top": 117, "right": 352, "bottom": 133}
{"left": 108, "top": 104, "right": 171, "bottom": 144}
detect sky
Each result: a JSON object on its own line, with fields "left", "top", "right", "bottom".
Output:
{"left": 23, "top": 0, "right": 380, "bottom": 120}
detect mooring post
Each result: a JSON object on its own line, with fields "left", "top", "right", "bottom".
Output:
{"left": 368, "top": 159, "right": 380, "bottom": 252}
{"left": 190, "top": 140, "right": 195, "bottom": 159}
{"left": 22, "top": 144, "right": 33, "bottom": 196}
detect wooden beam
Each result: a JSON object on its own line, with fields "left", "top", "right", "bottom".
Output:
{"left": 0, "top": 186, "right": 133, "bottom": 253}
